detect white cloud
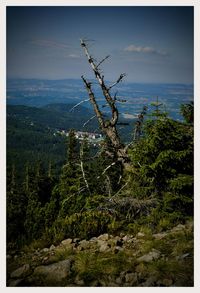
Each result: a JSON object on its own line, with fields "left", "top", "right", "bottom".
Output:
{"left": 124, "top": 44, "right": 167, "bottom": 56}
{"left": 31, "top": 39, "right": 69, "bottom": 50}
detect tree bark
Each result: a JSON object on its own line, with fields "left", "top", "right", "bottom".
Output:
{"left": 80, "top": 39, "right": 129, "bottom": 166}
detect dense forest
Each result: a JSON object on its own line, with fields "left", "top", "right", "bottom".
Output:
{"left": 7, "top": 100, "right": 193, "bottom": 286}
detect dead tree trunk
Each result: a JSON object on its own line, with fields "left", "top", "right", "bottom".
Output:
{"left": 80, "top": 39, "right": 129, "bottom": 167}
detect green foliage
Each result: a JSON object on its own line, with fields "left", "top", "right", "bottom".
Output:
{"left": 6, "top": 103, "right": 193, "bottom": 252}
{"left": 180, "top": 101, "right": 194, "bottom": 124}
{"left": 52, "top": 210, "right": 113, "bottom": 242}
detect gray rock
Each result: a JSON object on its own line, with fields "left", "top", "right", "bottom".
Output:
{"left": 10, "top": 264, "right": 31, "bottom": 279}
{"left": 8, "top": 278, "right": 23, "bottom": 287}
{"left": 137, "top": 232, "right": 145, "bottom": 238}
{"left": 98, "top": 233, "right": 109, "bottom": 241}
{"left": 49, "top": 244, "right": 56, "bottom": 251}
{"left": 172, "top": 224, "right": 185, "bottom": 232}
{"left": 78, "top": 239, "right": 90, "bottom": 250}
{"left": 113, "top": 246, "right": 124, "bottom": 254}
{"left": 122, "top": 235, "right": 133, "bottom": 242}
{"left": 153, "top": 233, "right": 167, "bottom": 240}
{"left": 140, "top": 276, "right": 157, "bottom": 286}
{"left": 89, "top": 237, "right": 98, "bottom": 242}
{"left": 157, "top": 278, "right": 173, "bottom": 286}
{"left": 74, "top": 276, "right": 85, "bottom": 286}
{"left": 176, "top": 253, "right": 190, "bottom": 260}
{"left": 137, "top": 249, "right": 161, "bottom": 263}
{"left": 115, "top": 276, "right": 123, "bottom": 285}
{"left": 33, "top": 259, "right": 72, "bottom": 285}
{"left": 61, "top": 238, "right": 73, "bottom": 246}
{"left": 73, "top": 238, "right": 80, "bottom": 243}
{"left": 99, "top": 242, "right": 110, "bottom": 252}
{"left": 42, "top": 248, "right": 49, "bottom": 253}
{"left": 125, "top": 272, "right": 137, "bottom": 284}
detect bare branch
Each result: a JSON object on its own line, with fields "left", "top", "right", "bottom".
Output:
{"left": 108, "top": 73, "right": 126, "bottom": 90}
{"left": 115, "top": 98, "right": 127, "bottom": 103}
{"left": 80, "top": 143, "right": 90, "bottom": 193}
{"left": 96, "top": 55, "right": 110, "bottom": 69}
{"left": 97, "top": 161, "right": 117, "bottom": 179}
{"left": 83, "top": 115, "right": 96, "bottom": 127}
{"left": 69, "top": 99, "right": 90, "bottom": 112}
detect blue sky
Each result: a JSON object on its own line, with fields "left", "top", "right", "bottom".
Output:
{"left": 7, "top": 6, "right": 193, "bottom": 83}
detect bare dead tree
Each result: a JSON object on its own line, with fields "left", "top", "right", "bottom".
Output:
{"left": 80, "top": 39, "right": 130, "bottom": 167}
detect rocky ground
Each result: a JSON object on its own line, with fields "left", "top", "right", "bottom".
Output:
{"left": 7, "top": 222, "right": 193, "bottom": 287}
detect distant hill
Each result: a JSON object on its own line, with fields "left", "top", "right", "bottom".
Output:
{"left": 7, "top": 103, "right": 99, "bottom": 179}
{"left": 7, "top": 103, "right": 134, "bottom": 180}
{"left": 7, "top": 104, "right": 98, "bottom": 132}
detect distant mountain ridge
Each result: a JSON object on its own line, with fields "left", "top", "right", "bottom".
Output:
{"left": 7, "top": 78, "right": 193, "bottom": 121}
{"left": 7, "top": 103, "right": 97, "bottom": 132}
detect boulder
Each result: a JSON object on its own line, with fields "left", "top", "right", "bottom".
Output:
{"left": 32, "top": 259, "right": 73, "bottom": 285}
{"left": 10, "top": 264, "right": 31, "bottom": 279}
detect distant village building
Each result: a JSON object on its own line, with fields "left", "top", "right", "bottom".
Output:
{"left": 57, "top": 130, "right": 103, "bottom": 145}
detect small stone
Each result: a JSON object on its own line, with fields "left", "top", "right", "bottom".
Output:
{"left": 79, "top": 239, "right": 90, "bottom": 250}
{"left": 75, "top": 276, "right": 85, "bottom": 286}
{"left": 89, "top": 237, "right": 97, "bottom": 242}
{"left": 73, "top": 238, "right": 80, "bottom": 243}
{"left": 176, "top": 253, "right": 190, "bottom": 260}
{"left": 172, "top": 224, "right": 185, "bottom": 232}
{"left": 137, "top": 232, "right": 145, "bottom": 238}
{"left": 8, "top": 279, "right": 23, "bottom": 287}
{"left": 10, "top": 264, "right": 31, "bottom": 279}
{"left": 42, "top": 248, "right": 49, "bottom": 253}
{"left": 137, "top": 249, "right": 161, "bottom": 263}
{"left": 157, "top": 278, "right": 173, "bottom": 286}
{"left": 98, "top": 233, "right": 109, "bottom": 241}
{"left": 99, "top": 243, "right": 110, "bottom": 252}
{"left": 61, "top": 238, "right": 73, "bottom": 246}
{"left": 116, "top": 277, "right": 123, "bottom": 285}
{"left": 153, "top": 233, "right": 167, "bottom": 240}
{"left": 123, "top": 235, "right": 133, "bottom": 242}
{"left": 113, "top": 246, "right": 124, "bottom": 254}
{"left": 125, "top": 272, "right": 137, "bottom": 284}
{"left": 50, "top": 244, "right": 55, "bottom": 251}
{"left": 141, "top": 276, "right": 157, "bottom": 286}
